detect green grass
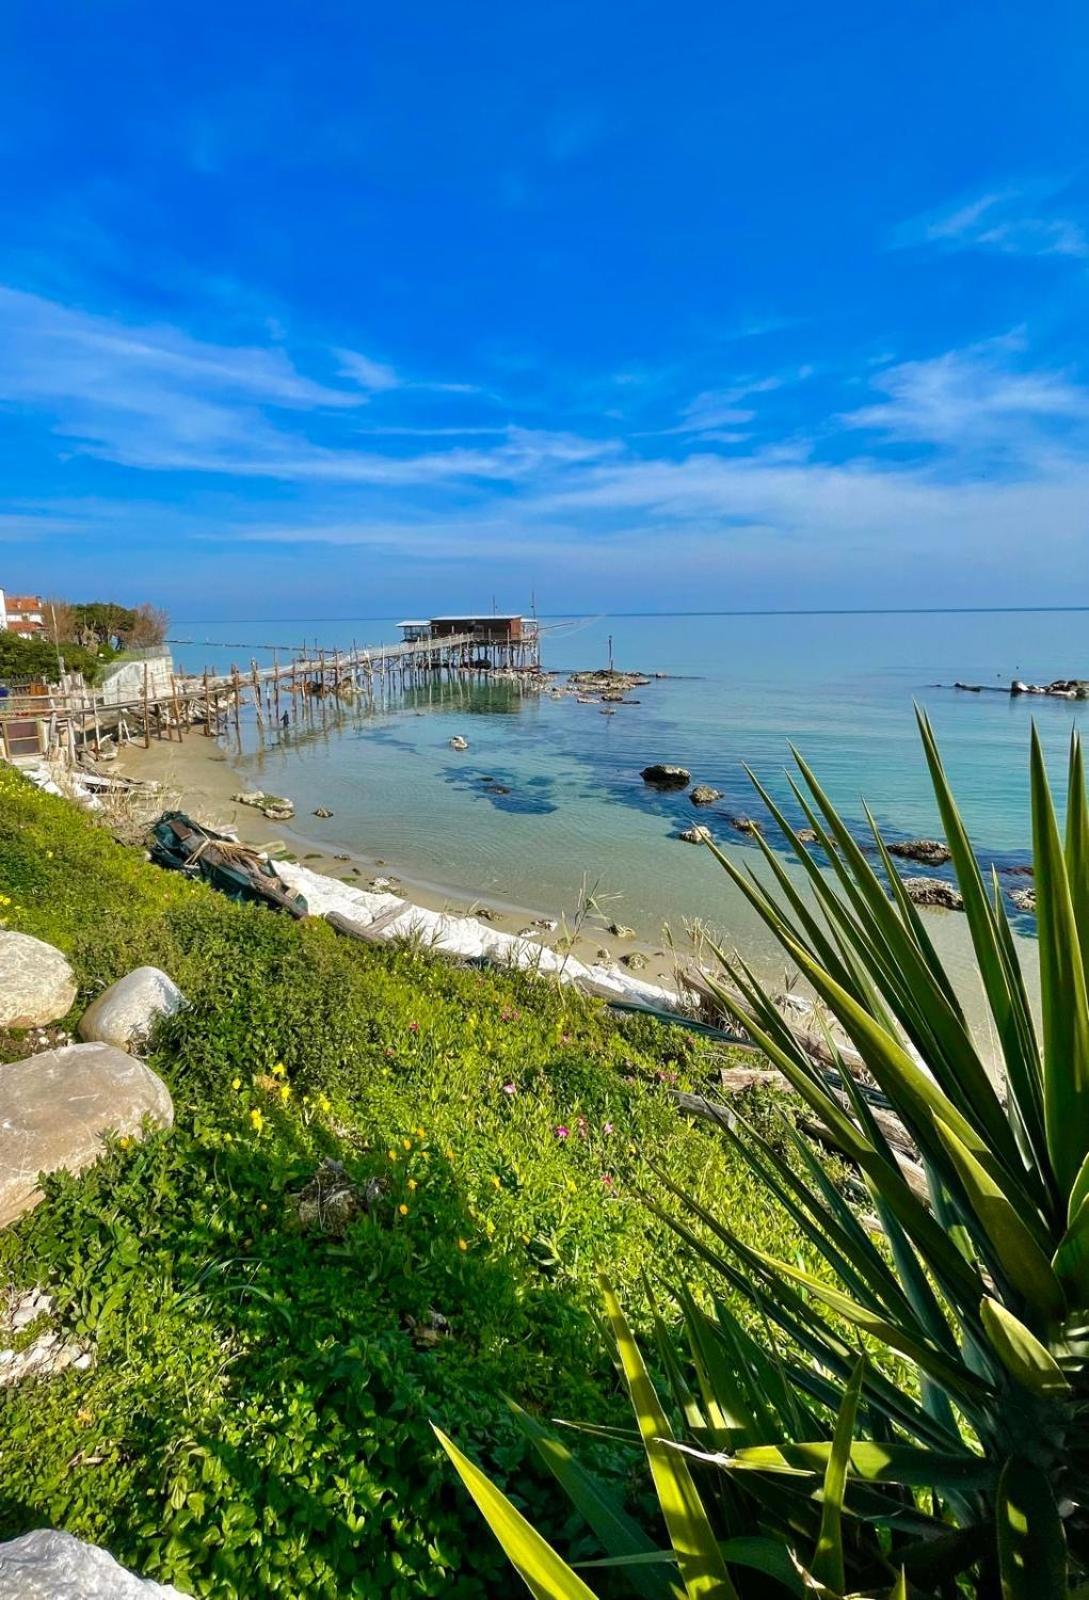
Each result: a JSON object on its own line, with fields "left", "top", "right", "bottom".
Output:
{"left": 0, "top": 766, "right": 802, "bottom": 1597}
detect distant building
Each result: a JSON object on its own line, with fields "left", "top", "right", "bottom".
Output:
{"left": 0, "top": 591, "right": 47, "bottom": 637}
{"left": 427, "top": 614, "right": 527, "bottom": 644}
{"left": 397, "top": 620, "right": 433, "bottom": 642}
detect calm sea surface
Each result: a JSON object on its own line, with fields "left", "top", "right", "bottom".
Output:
{"left": 171, "top": 610, "right": 1089, "bottom": 1009}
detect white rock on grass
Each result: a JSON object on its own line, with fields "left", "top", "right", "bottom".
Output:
{"left": 77, "top": 967, "right": 186, "bottom": 1053}
{"left": 0, "top": 1043, "right": 174, "bottom": 1229}
{"left": 0, "top": 1530, "right": 187, "bottom": 1598}
{"left": 0, "top": 933, "right": 77, "bottom": 1030}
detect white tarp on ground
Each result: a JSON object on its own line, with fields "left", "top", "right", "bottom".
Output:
{"left": 275, "top": 859, "right": 684, "bottom": 1009}
{"left": 0, "top": 1530, "right": 188, "bottom": 1598}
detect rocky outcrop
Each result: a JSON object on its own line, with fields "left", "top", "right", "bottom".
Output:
{"left": 887, "top": 839, "right": 952, "bottom": 867}
{"left": 0, "top": 1043, "right": 174, "bottom": 1228}
{"left": 796, "top": 828, "right": 819, "bottom": 845}
{"left": 690, "top": 785, "right": 722, "bottom": 805}
{"left": 1011, "top": 886, "right": 1037, "bottom": 914}
{"left": 0, "top": 1530, "right": 187, "bottom": 1597}
{"left": 731, "top": 817, "right": 762, "bottom": 836}
{"left": 0, "top": 933, "right": 77, "bottom": 1030}
{"left": 901, "top": 877, "right": 964, "bottom": 911}
{"left": 678, "top": 825, "right": 712, "bottom": 844}
{"left": 77, "top": 967, "right": 186, "bottom": 1053}
{"left": 312, "top": 807, "right": 334, "bottom": 818}
{"left": 641, "top": 764, "right": 690, "bottom": 789}
{"left": 1010, "top": 678, "right": 1089, "bottom": 699}
{"left": 233, "top": 790, "right": 295, "bottom": 821}
{"left": 449, "top": 736, "right": 469, "bottom": 751}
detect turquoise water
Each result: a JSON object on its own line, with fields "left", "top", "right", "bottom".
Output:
{"left": 171, "top": 610, "right": 1089, "bottom": 990}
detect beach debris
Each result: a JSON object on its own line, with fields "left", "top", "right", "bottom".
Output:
{"left": 678, "top": 825, "right": 713, "bottom": 844}
{"left": 887, "top": 838, "right": 952, "bottom": 867}
{"left": 900, "top": 876, "right": 964, "bottom": 911}
{"left": 690, "top": 785, "right": 723, "bottom": 806}
{"left": 731, "top": 816, "right": 762, "bottom": 836}
{"left": 449, "top": 735, "right": 469, "bottom": 750}
{"left": 609, "top": 923, "right": 636, "bottom": 939}
{"left": 0, "top": 1043, "right": 174, "bottom": 1229}
{"left": 148, "top": 812, "right": 308, "bottom": 917}
{"left": 312, "top": 806, "right": 334, "bottom": 818}
{"left": 0, "top": 932, "right": 77, "bottom": 1030}
{"left": 233, "top": 789, "right": 296, "bottom": 821}
{"left": 1011, "top": 886, "right": 1037, "bottom": 914}
{"left": 641, "top": 764, "right": 691, "bottom": 789}
{"left": 77, "top": 966, "right": 187, "bottom": 1054}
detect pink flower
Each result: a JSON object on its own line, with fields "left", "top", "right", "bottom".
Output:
{"left": 502, "top": 1082, "right": 517, "bottom": 1096}
{"left": 601, "top": 1173, "right": 614, "bottom": 1187}
{"left": 560, "top": 1033, "right": 572, "bottom": 1045}
{"left": 555, "top": 1125, "right": 569, "bottom": 1140}
{"left": 408, "top": 1020, "right": 419, "bottom": 1034}
{"left": 602, "top": 1121, "right": 614, "bottom": 1136}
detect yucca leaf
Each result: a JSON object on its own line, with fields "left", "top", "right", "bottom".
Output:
{"left": 731, "top": 1440, "right": 992, "bottom": 1490}
{"left": 1031, "top": 725, "right": 1089, "bottom": 1197}
{"left": 995, "top": 1455, "right": 1066, "bottom": 1600}
{"left": 1053, "top": 1193, "right": 1089, "bottom": 1298}
{"left": 1066, "top": 733, "right": 1089, "bottom": 993}
{"left": 931, "top": 1116, "right": 1064, "bottom": 1318}
{"left": 507, "top": 1401, "right": 682, "bottom": 1600}
{"left": 433, "top": 1426, "right": 599, "bottom": 1599}
{"left": 601, "top": 1282, "right": 738, "bottom": 1599}
{"left": 810, "top": 1356, "right": 864, "bottom": 1594}
{"left": 978, "top": 1298, "right": 1070, "bottom": 1399}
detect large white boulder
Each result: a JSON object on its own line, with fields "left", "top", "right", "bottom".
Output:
{"left": 77, "top": 967, "right": 186, "bottom": 1053}
{"left": 0, "top": 933, "right": 77, "bottom": 1029}
{"left": 0, "top": 1043, "right": 174, "bottom": 1228}
{"left": 0, "top": 1529, "right": 187, "bottom": 1597}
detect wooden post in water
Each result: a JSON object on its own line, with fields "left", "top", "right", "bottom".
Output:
{"left": 232, "top": 665, "right": 242, "bottom": 742}
{"left": 273, "top": 651, "right": 282, "bottom": 726}
{"left": 250, "top": 661, "right": 264, "bottom": 731}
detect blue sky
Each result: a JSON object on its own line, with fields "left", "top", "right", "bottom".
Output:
{"left": 1, "top": 0, "right": 1087, "bottom": 617}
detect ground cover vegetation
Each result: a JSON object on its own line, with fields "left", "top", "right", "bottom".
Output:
{"left": 0, "top": 766, "right": 810, "bottom": 1597}
{"left": 451, "top": 715, "right": 1089, "bottom": 1600}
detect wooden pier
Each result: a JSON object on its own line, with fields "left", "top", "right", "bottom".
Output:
{"left": 0, "top": 621, "right": 544, "bottom": 762}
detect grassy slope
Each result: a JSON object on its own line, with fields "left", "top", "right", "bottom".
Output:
{"left": 0, "top": 768, "right": 799, "bottom": 1598}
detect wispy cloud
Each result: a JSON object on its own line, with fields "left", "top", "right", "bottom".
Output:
{"left": 894, "top": 182, "right": 1088, "bottom": 260}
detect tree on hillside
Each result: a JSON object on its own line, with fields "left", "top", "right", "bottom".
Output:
{"left": 128, "top": 602, "right": 169, "bottom": 647}
{"left": 43, "top": 597, "right": 77, "bottom": 647}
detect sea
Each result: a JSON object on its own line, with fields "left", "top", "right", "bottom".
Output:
{"left": 170, "top": 609, "right": 1089, "bottom": 1014}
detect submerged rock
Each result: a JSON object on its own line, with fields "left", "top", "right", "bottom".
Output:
{"left": 901, "top": 876, "right": 964, "bottom": 911}
{"left": 0, "top": 1043, "right": 173, "bottom": 1228}
{"left": 796, "top": 828, "right": 819, "bottom": 845}
{"left": 678, "top": 825, "right": 713, "bottom": 845}
{"left": 887, "top": 838, "right": 952, "bottom": 867}
{"left": 449, "top": 736, "right": 469, "bottom": 751}
{"left": 1011, "top": 886, "right": 1037, "bottom": 914}
{"left": 77, "top": 967, "right": 186, "bottom": 1053}
{"left": 690, "top": 785, "right": 723, "bottom": 806}
{"left": 731, "top": 817, "right": 762, "bottom": 836}
{"left": 312, "top": 807, "right": 334, "bottom": 818}
{"left": 641, "top": 764, "right": 691, "bottom": 789}
{"left": 0, "top": 932, "right": 77, "bottom": 1030}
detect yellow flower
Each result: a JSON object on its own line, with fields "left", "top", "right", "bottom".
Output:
{"left": 118, "top": 1136, "right": 132, "bottom": 1150}
{"left": 318, "top": 1094, "right": 331, "bottom": 1113}
{"left": 457, "top": 1238, "right": 468, "bottom": 1252}
{"left": 387, "top": 1149, "right": 398, "bottom": 1162}
{"left": 444, "top": 1147, "right": 455, "bottom": 1161}
{"left": 231, "top": 1077, "right": 242, "bottom": 1092}
{"left": 407, "top": 1178, "right": 418, "bottom": 1191}
{"left": 398, "top": 1203, "right": 409, "bottom": 1216}
{"left": 402, "top": 1137, "right": 412, "bottom": 1151}
{"left": 415, "top": 1126, "right": 425, "bottom": 1138}
{"left": 279, "top": 1083, "right": 291, "bottom": 1102}
{"left": 249, "top": 1108, "right": 264, "bottom": 1133}
{"left": 490, "top": 1174, "right": 501, "bottom": 1190}
{"left": 271, "top": 1062, "right": 286, "bottom": 1078}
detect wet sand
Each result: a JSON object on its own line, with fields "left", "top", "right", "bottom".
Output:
{"left": 114, "top": 731, "right": 690, "bottom": 991}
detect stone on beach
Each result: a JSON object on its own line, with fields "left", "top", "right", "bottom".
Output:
{"left": 640, "top": 764, "right": 690, "bottom": 789}
{"left": 887, "top": 838, "right": 951, "bottom": 867}
{"left": 0, "top": 932, "right": 77, "bottom": 1030}
{"left": 77, "top": 967, "right": 186, "bottom": 1053}
{"left": 901, "top": 876, "right": 964, "bottom": 911}
{"left": 0, "top": 1043, "right": 174, "bottom": 1228}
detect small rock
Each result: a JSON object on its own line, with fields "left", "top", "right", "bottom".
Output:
{"left": 609, "top": 923, "right": 636, "bottom": 939}
{"left": 0, "top": 932, "right": 77, "bottom": 1029}
{"left": 641, "top": 764, "right": 691, "bottom": 789}
{"left": 334, "top": 853, "right": 351, "bottom": 861}
{"left": 78, "top": 967, "right": 186, "bottom": 1054}
{"left": 621, "top": 951, "right": 649, "bottom": 970}
{"left": 731, "top": 817, "right": 762, "bottom": 836}
{"left": 0, "top": 1044, "right": 173, "bottom": 1229}
{"left": 449, "top": 735, "right": 469, "bottom": 751}
{"left": 313, "top": 807, "right": 334, "bottom": 818}
{"left": 678, "top": 825, "right": 712, "bottom": 844}
{"left": 887, "top": 838, "right": 952, "bottom": 867}
{"left": 796, "top": 828, "right": 819, "bottom": 844}
{"left": 690, "top": 785, "right": 723, "bottom": 805}
{"left": 901, "top": 876, "right": 964, "bottom": 911}
{"left": 1011, "top": 887, "right": 1037, "bottom": 913}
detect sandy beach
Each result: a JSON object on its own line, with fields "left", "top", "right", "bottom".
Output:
{"left": 112, "top": 729, "right": 691, "bottom": 993}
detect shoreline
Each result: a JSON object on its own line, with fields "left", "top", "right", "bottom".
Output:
{"left": 110, "top": 731, "right": 692, "bottom": 998}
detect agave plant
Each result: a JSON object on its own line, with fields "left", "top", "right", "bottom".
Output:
{"left": 437, "top": 714, "right": 1089, "bottom": 1599}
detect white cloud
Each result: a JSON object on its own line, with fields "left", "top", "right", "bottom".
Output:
{"left": 894, "top": 183, "right": 1088, "bottom": 260}
{"left": 335, "top": 348, "right": 400, "bottom": 392}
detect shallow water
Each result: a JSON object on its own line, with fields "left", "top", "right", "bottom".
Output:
{"left": 172, "top": 609, "right": 1089, "bottom": 1021}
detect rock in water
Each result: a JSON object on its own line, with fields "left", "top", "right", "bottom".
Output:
{"left": 449, "top": 735, "right": 469, "bottom": 751}
{"left": 901, "top": 877, "right": 964, "bottom": 911}
{"left": 690, "top": 785, "right": 723, "bottom": 805}
{"left": 0, "top": 932, "right": 77, "bottom": 1029}
{"left": 0, "top": 1529, "right": 187, "bottom": 1597}
{"left": 640, "top": 764, "right": 691, "bottom": 789}
{"left": 0, "top": 1043, "right": 173, "bottom": 1228}
{"left": 77, "top": 967, "right": 186, "bottom": 1053}
{"left": 608, "top": 923, "right": 636, "bottom": 938}
{"left": 887, "top": 838, "right": 952, "bottom": 867}
{"left": 731, "top": 817, "right": 762, "bottom": 836}
{"left": 678, "top": 825, "right": 713, "bottom": 844}
{"left": 1011, "top": 886, "right": 1037, "bottom": 913}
